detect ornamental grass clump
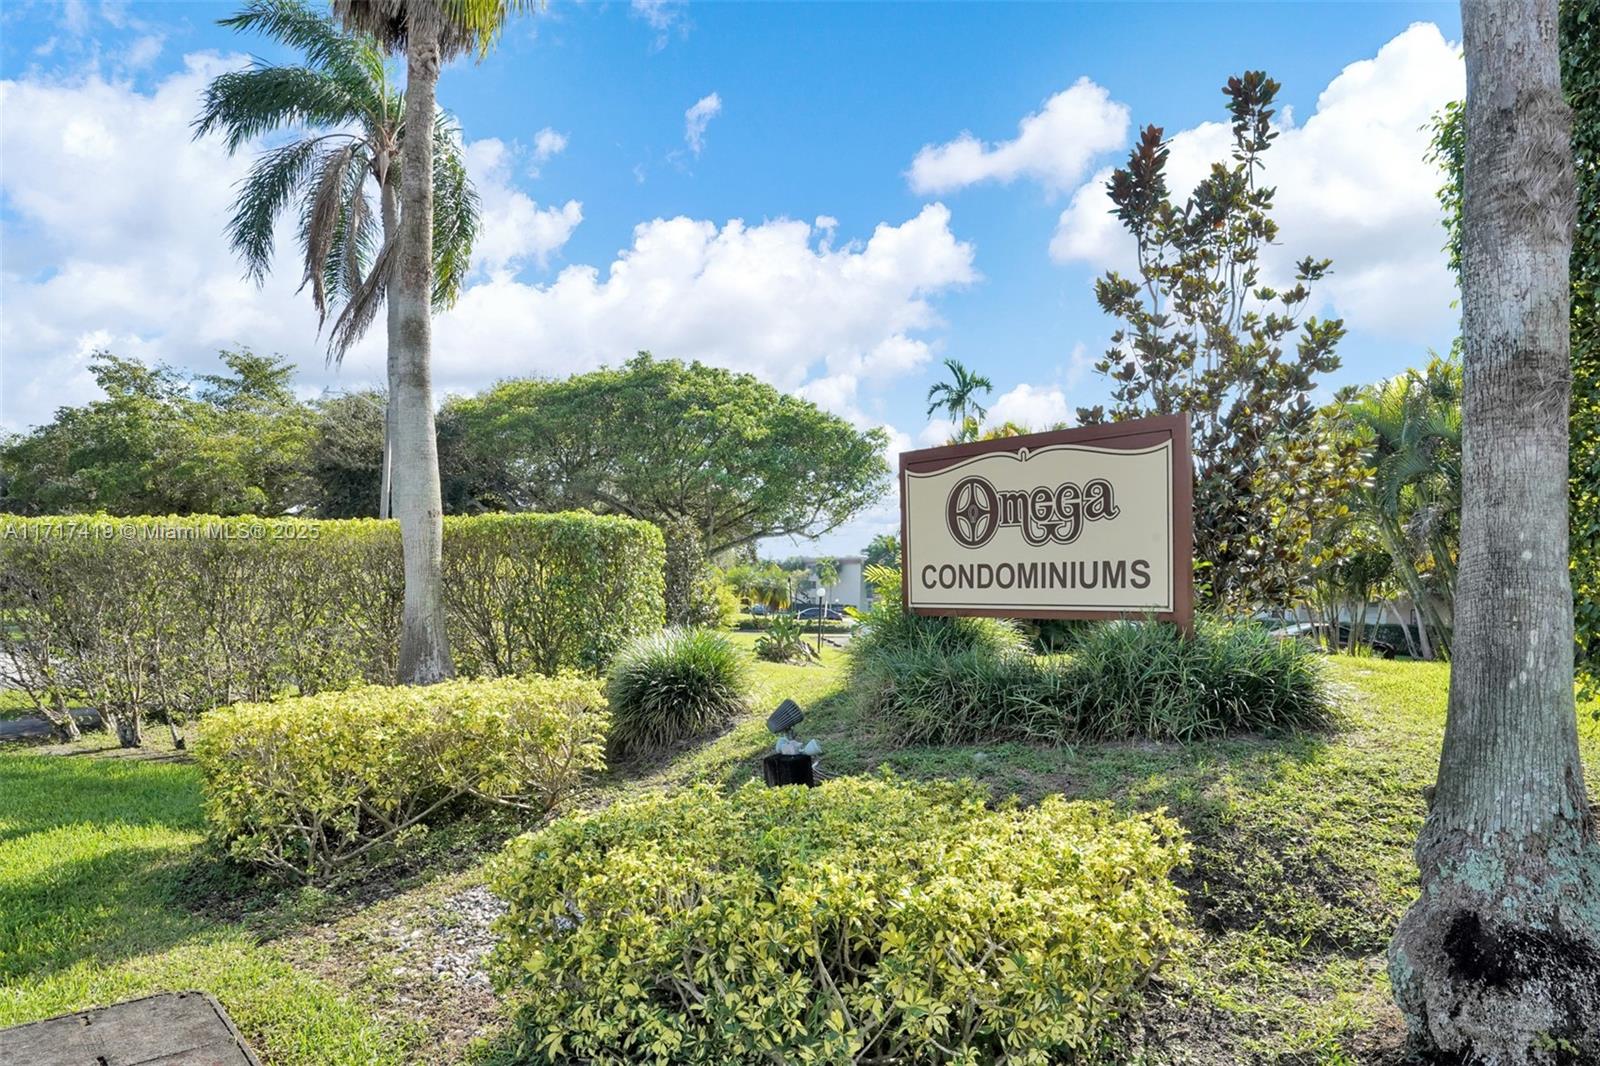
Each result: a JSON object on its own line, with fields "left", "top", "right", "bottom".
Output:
{"left": 196, "top": 675, "right": 609, "bottom": 881}
{"left": 489, "top": 773, "right": 1189, "bottom": 1065}
{"left": 605, "top": 627, "right": 750, "bottom": 753}
{"left": 851, "top": 569, "right": 1331, "bottom": 744}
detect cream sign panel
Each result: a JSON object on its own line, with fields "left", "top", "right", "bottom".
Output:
{"left": 898, "top": 415, "right": 1193, "bottom": 623}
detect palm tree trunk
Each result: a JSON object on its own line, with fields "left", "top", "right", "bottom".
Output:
{"left": 392, "top": 20, "right": 454, "bottom": 685}
{"left": 1388, "top": 2, "right": 1600, "bottom": 1060}
{"left": 380, "top": 175, "right": 400, "bottom": 521}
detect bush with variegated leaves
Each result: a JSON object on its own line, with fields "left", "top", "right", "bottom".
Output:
{"left": 488, "top": 773, "right": 1189, "bottom": 1064}
{"left": 197, "top": 675, "right": 609, "bottom": 881}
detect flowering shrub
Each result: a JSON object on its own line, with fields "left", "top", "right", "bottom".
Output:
{"left": 489, "top": 773, "right": 1189, "bottom": 1064}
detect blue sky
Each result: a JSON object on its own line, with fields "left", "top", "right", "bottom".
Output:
{"left": 0, "top": 1, "right": 1464, "bottom": 555}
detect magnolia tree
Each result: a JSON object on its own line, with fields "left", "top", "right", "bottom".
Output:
{"left": 1077, "top": 71, "right": 1348, "bottom": 611}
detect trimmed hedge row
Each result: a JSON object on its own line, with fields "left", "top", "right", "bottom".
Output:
{"left": 0, "top": 513, "right": 662, "bottom": 742}
{"left": 488, "top": 773, "right": 1189, "bottom": 1064}
{"left": 197, "top": 675, "right": 609, "bottom": 881}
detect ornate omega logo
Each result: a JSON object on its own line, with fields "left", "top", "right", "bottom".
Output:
{"left": 946, "top": 476, "right": 1000, "bottom": 548}
{"left": 943, "top": 472, "right": 1120, "bottom": 549}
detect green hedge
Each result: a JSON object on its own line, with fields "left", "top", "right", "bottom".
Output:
{"left": 0, "top": 513, "right": 662, "bottom": 743}
{"left": 489, "top": 773, "right": 1189, "bottom": 1064}
{"left": 197, "top": 675, "right": 609, "bottom": 880}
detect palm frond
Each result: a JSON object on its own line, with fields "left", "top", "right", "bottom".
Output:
{"left": 327, "top": 237, "right": 395, "bottom": 365}
{"left": 298, "top": 144, "right": 357, "bottom": 323}
{"left": 228, "top": 137, "right": 323, "bottom": 282}
{"left": 220, "top": 0, "right": 373, "bottom": 74}
{"left": 330, "top": 0, "right": 543, "bottom": 61}
{"left": 194, "top": 65, "right": 367, "bottom": 152}
{"left": 430, "top": 113, "right": 479, "bottom": 308}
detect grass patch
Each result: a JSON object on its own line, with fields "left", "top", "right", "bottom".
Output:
{"left": 0, "top": 748, "right": 420, "bottom": 1064}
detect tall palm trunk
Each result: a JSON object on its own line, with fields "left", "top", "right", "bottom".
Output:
{"left": 379, "top": 166, "right": 400, "bottom": 521}
{"left": 393, "top": 21, "right": 454, "bottom": 684}
{"left": 1388, "top": 1, "right": 1600, "bottom": 1060}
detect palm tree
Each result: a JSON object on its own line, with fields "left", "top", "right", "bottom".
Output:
{"left": 1347, "top": 354, "right": 1461, "bottom": 657}
{"left": 329, "top": 0, "right": 534, "bottom": 683}
{"left": 924, "top": 358, "right": 993, "bottom": 443}
{"left": 195, "top": 0, "right": 479, "bottom": 522}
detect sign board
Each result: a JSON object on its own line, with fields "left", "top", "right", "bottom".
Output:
{"left": 899, "top": 413, "right": 1192, "bottom": 625}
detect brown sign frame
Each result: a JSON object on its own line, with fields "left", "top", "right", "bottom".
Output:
{"left": 898, "top": 412, "right": 1193, "bottom": 627}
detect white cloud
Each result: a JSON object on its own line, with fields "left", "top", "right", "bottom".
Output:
{"left": 1050, "top": 22, "right": 1464, "bottom": 343}
{"left": 633, "top": 0, "right": 684, "bottom": 33}
{"left": 988, "top": 383, "right": 1071, "bottom": 430}
{"left": 684, "top": 92, "right": 722, "bottom": 156}
{"left": 907, "top": 77, "right": 1129, "bottom": 196}
{"left": 462, "top": 138, "right": 582, "bottom": 275}
{"left": 427, "top": 204, "right": 977, "bottom": 402}
{"left": 0, "top": 50, "right": 977, "bottom": 440}
{"left": 528, "top": 126, "right": 568, "bottom": 174}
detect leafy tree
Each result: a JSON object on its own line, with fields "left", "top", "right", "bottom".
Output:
{"left": 450, "top": 354, "right": 891, "bottom": 555}
{"left": 329, "top": 0, "right": 534, "bottom": 684}
{"left": 1429, "top": 2, "right": 1599, "bottom": 678}
{"left": 1344, "top": 356, "right": 1461, "bottom": 658}
{"left": 307, "top": 389, "right": 386, "bottom": 517}
{"left": 1077, "top": 71, "right": 1346, "bottom": 611}
{"left": 863, "top": 532, "right": 900, "bottom": 569}
{"left": 0, "top": 351, "right": 314, "bottom": 516}
{"left": 1389, "top": 2, "right": 1600, "bottom": 1057}
{"left": 924, "top": 358, "right": 993, "bottom": 444}
{"left": 197, "top": 0, "right": 480, "bottom": 521}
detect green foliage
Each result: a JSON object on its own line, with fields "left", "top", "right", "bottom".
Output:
{"left": 447, "top": 353, "right": 890, "bottom": 555}
{"left": 0, "top": 512, "right": 662, "bottom": 745}
{"left": 851, "top": 574, "right": 1330, "bottom": 744}
{"left": 196, "top": 675, "right": 608, "bottom": 880}
{"left": 443, "top": 512, "right": 665, "bottom": 677}
{"left": 488, "top": 773, "right": 1189, "bottom": 1065}
{"left": 0, "top": 350, "right": 315, "bottom": 517}
{"left": 862, "top": 531, "right": 900, "bottom": 569}
{"left": 1077, "top": 72, "right": 1346, "bottom": 611}
{"left": 752, "top": 613, "right": 813, "bottom": 663}
{"left": 604, "top": 628, "right": 750, "bottom": 753}
{"left": 924, "top": 357, "right": 994, "bottom": 443}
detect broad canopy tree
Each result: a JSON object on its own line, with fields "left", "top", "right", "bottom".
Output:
{"left": 1387, "top": 1, "right": 1600, "bottom": 1060}
{"left": 451, "top": 353, "right": 891, "bottom": 557}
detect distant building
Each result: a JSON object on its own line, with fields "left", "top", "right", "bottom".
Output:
{"left": 793, "top": 555, "right": 868, "bottom": 610}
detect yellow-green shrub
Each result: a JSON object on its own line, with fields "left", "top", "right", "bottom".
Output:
{"left": 196, "top": 675, "right": 609, "bottom": 881}
{"left": 0, "top": 513, "right": 662, "bottom": 744}
{"left": 488, "top": 774, "right": 1189, "bottom": 1064}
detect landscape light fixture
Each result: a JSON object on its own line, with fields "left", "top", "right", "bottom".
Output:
{"left": 761, "top": 699, "right": 820, "bottom": 787}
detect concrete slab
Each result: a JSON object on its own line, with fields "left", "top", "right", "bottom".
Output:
{"left": 0, "top": 991, "right": 259, "bottom": 1066}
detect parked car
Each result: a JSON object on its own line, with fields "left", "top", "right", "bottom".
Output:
{"left": 1270, "top": 621, "right": 1396, "bottom": 659}
{"left": 795, "top": 604, "right": 846, "bottom": 621}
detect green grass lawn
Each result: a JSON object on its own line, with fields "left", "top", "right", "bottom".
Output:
{"left": 2, "top": 645, "right": 1597, "bottom": 1064}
